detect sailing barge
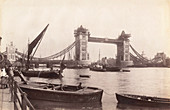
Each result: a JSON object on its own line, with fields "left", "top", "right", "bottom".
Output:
{"left": 14, "top": 24, "right": 65, "bottom": 78}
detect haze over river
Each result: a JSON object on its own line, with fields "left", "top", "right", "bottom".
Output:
{"left": 22, "top": 67, "right": 170, "bottom": 110}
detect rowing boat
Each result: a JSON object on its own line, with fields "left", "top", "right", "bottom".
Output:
{"left": 116, "top": 93, "right": 170, "bottom": 107}
{"left": 19, "top": 82, "right": 103, "bottom": 103}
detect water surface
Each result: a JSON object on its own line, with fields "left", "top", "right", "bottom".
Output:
{"left": 25, "top": 67, "right": 170, "bottom": 110}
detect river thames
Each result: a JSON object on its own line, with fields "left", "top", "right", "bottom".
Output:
{"left": 24, "top": 67, "right": 170, "bottom": 110}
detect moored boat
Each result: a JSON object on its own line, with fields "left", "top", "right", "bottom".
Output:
{"left": 14, "top": 69, "right": 63, "bottom": 78}
{"left": 19, "top": 82, "right": 103, "bottom": 103}
{"left": 116, "top": 93, "right": 170, "bottom": 107}
{"left": 66, "top": 64, "right": 88, "bottom": 69}
{"left": 89, "top": 65, "right": 121, "bottom": 72}
{"left": 79, "top": 74, "right": 91, "bottom": 78}
{"left": 105, "top": 66, "right": 121, "bottom": 72}
{"left": 122, "top": 69, "right": 130, "bottom": 72}
{"left": 89, "top": 50, "right": 107, "bottom": 72}
{"left": 89, "top": 64, "right": 106, "bottom": 72}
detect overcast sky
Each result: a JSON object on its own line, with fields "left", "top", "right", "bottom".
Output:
{"left": 0, "top": 0, "right": 170, "bottom": 61}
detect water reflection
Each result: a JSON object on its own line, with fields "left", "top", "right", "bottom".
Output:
{"left": 30, "top": 99, "right": 102, "bottom": 110}
{"left": 62, "top": 69, "right": 90, "bottom": 86}
{"left": 116, "top": 103, "right": 170, "bottom": 110}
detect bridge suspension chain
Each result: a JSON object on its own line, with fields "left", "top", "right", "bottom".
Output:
{"left": 130, "top": 53, "right": 146, "bottom": 63}
{"left": 129, "top": 44, "right": 149, "bottom": 63}
{"left": 15, "top": 41, "right": 77, "bottom": 60}
{"left": 40, "top": 41, "right": 76, "bottom": 60}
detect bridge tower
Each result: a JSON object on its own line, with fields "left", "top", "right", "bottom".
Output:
{"left": 116, "top": 31, "right": 133, "bottom": 67}
{"left": 74, "top": 25, "right": 90, "bottom": 65}
{"left": 6, "top": 42, "right": 16, "bottom": 63}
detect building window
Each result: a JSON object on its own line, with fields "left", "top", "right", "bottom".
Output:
{"left": 125, "top": 54, "right": 129, "bottom": 61}
{"left": 82, "top": 53, "right": 86, "bottom": 60}
{"left": 125, "top": 49, "right": 129, "bottom": 53}
{"left": 82, "top": 41, "right": 86, "bottom": 45}
{"left": 125, "top": 45, "right": 129, "bottom": 48}
{"left": 82, "top": 35, "right": 86, "bottom": 39}
{"left": 121, "top": 55, "right": 124, "bottom": 60}
{"left": 82, "top": 47, "right": 86, "bottom": 51}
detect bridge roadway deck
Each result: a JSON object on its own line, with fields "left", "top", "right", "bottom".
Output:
{"left": 88, "top": 36, "right": 122, "bottom": 44}
{"left": 31, "top": 59, "right": 77, "bottom": 64}
{"left": 0, "top": 88, "right": 14, "bottom": 110}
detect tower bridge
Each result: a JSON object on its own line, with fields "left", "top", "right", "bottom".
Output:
{"left": 9, "top": 25, "right": 163, "bottom": 68}
{"left": 74, "top": 25, "right": 133, "bottom": 67}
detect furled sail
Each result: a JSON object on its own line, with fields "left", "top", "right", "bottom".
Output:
{"left": 27, "top": 24, "right": 49, "bottom": 68}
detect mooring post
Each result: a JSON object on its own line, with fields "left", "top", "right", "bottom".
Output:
{"left": 21, "top": 92, "right": 27, "bottom": 110}
{"left": 14, "top": 81, "right": 18, "bottom": 110}
{"left": 7, "top": 67, "right": 15, "bottom": 102}
{"left": 9, "top": 74, "right": 14, "bottom": 102}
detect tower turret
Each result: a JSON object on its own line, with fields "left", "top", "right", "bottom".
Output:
{"left": 74, "top": 25, "right": 90, "bottom": 65}
{"left": 116, "top": 31, "right": 133, "bottom": 67}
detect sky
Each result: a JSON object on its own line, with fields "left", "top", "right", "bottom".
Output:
{"left": 0, "top": 0, "right": 170, "bottom": 61}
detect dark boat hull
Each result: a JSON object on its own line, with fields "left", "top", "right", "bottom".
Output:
{"left": 116, "top": 93, "right": 170, "bottom": 107}
{"left": 79, "top": 75, "right": 91, "bottom": 78}
{"left": 122, "top": 69, "right": 130, "bottom": 72}
{"left": 67, "top": 65, "right": 88, "bottom": 69}
{"left": 90, "top": 68, "right": 106, "bottom": 72}
{"left": 89, "top": 66, "right": 121, "bottom": 72}
{"left": 89, "top": 67, "right": 106, "bottom": 72}
{"left": 14, "top": 70, "right": 62, "bottom": 78}
{"left": 105, "top": 66, "right": 121, "bottom": 72}
{"left": 19, "top": 82, "right": 103, "bottom": 103}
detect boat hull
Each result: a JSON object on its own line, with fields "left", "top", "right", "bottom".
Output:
{"left": 19, "top": 82, "right": 103, "bottom": 103}
{"left": 89, "top": 66, "right": 106, "bottom": 72}
{"left": 89, "top": 66, "right": 121, "bottom": 72}
{"left": 89, "top": 67, "right": 106, "bottom": 72}
{"left": 105, "top": 66, "right": 121, "bottom": 72}
{"left": 79, "top": 75, "right": 91, "bottom": 78}
{"left": 122, "top": 69, "right": 130, "bottom": 72}
{"left": 66, "top": 65, "right": 88, "bottom": 69}
{"left": 116, "top": 93, "right": 170, "bottom": 107}
{"left": 14, "top": 70, "right": 62, "bottom": 78}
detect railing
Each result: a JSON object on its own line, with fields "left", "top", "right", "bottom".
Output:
{"left": 7, "top": 67, "right": 35, "bottom": 110}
